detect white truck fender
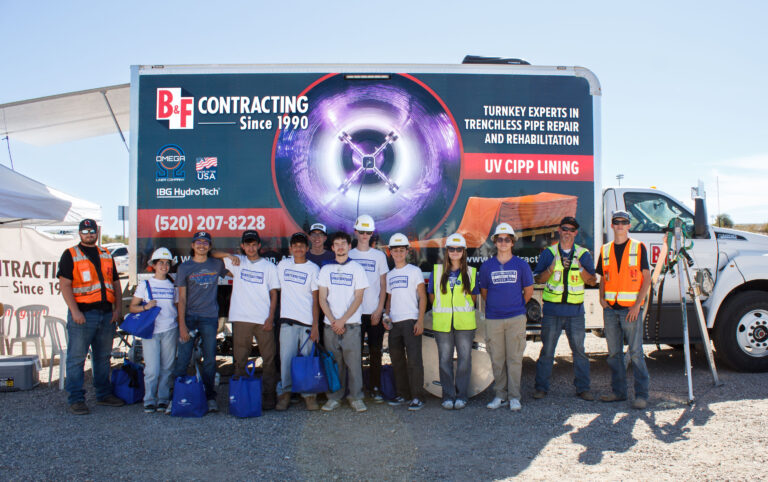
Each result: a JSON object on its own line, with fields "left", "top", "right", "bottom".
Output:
{"left": 705, "top": 256, "right": 748, "bottom": 328}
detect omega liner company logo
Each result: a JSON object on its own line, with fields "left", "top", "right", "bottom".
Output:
{"left": 155, "top": 144, "right": 185, "bottom": 182}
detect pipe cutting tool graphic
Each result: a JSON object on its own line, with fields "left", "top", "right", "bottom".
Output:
{"left": 336, "top": 130, "right": 400, "bottom": 194}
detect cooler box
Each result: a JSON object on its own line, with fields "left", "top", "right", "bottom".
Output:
{"left": 0, "top": 355, "right": 41, "bottom": 391}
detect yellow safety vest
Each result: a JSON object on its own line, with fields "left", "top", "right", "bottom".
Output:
{"left": 431, "top": 265, "right": 477, "bottom": 332}
{"left": 542, "top": 244, "right": 587, "bottom": 305}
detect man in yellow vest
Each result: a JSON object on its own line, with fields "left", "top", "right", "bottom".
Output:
{"left": 57, "top": 219, "right": 124, "bottom": 414}
{"left": 597, "top": 210, "right": 652, "bottom": 409}
{"left": 533, "top": 216, "right": 597, "bottom": 401}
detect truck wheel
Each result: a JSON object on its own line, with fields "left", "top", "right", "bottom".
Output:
{"left": 713, "top": 291, "right": 768, "bottom": 372}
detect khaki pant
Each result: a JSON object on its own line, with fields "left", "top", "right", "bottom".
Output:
{"left": 232, "top": 321, "right": 277, "bottom": 403}
{"left": 485, "top": 314, "right": 527, "bottom": 400}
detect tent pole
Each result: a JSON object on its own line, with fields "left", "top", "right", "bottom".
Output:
{"left": 101, "top": 91, "right": 129, "bottom": 153}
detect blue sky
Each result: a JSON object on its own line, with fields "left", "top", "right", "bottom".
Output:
{"left": 2, "top": 0, "right": 766, "bottom": 234}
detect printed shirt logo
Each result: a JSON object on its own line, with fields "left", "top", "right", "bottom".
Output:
{"left": 283, "top": 269, "right": 308, "bottom": 285}
{"left": 351, "top": 258, "right": 376, "bottom": 273}
{"left": 389, "top": 276, "right": 409, "bottom": 290}
{"left": 155, "top": 144, "right": 185, "bottom": 182}
{"left": 156, "top": 88, "right": 194, "bottom": 129}
{"left": 195, "top": 157, "right": 217, "bottom": 181}
{"left": 491, "top": 270, "right": 518, "bottom": 284}
{"left": 152, "top": 286, "right": 176, "bottom": 300}
{"left": 189, "top": 271, "right": 219, "bottom": 287}
{"left": 240, "top": 269, "right": 264, "bottom": 284}
{"left": 330, "top": 272, "right": 353, "bottom": 286}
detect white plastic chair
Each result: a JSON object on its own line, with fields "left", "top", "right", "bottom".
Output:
{"left": 0, "top": 304, "right": 13, "bottom": 355}
{"left": 44, "top": 315, "right": 68, "bottom": 390}
{"left": 10, "top": 304, "right": 48, "bottom": 360}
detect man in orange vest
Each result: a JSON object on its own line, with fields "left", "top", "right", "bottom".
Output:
{"left": 597, "top": 210, "right": 652, "bottom": 409}
{"left": 58, "top": 219, "right": 125, "bottom": 414}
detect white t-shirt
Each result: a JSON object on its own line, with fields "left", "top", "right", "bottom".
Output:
{"left": 276, "top": 257, "right": 319, "bottom": 326}
{"left": 317, "top": 260, "right": 369, "bottom": 325}
{"left": 386, "top": 264, "right": 424, "bottom": 323}
{"left": 224, "top": 255, "right": 280, "bottom": 324}
{"left": 349, "top": 247, "right": 389, "bottom": 314}
{"left": 134, "top": 278, "right": 178, "bottom": 335}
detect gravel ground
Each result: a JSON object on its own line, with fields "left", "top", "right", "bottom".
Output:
{"left": 1, "top": 334, "right": 766, "bottom": 481}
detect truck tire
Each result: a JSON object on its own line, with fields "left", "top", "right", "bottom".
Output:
{"left": 713, "top": 291, "right": 768, "bottom": 372}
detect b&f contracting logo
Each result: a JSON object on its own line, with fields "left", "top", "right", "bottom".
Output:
{"left": 155, "top": 144, "right": 185, "bottom": 182}
{"left": 156, "top": 88, "right": 194, "bottom": 129}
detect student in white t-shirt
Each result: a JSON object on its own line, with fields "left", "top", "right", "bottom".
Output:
{"left": 215, "top": 230, "right": 279, "bottom": 410}
{"left": 318, "top": 231, "right": 369, "bottom": 413}
{"left": 128, "top": 247, "right": 178, "bottom": 414}
{"left": 275, "top": 232, "right": 321, "bottom": 411}
{"left": 384, "top": 233, "right": 427, "bottom": 411}
{"left": 348, "top": 214, "right": 389, "bottom": 402}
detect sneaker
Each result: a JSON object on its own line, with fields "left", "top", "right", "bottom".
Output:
{"left": 321, "top": 399, "right": 341, "bottom": 412}
{"left": 441, "top": 400, "right": 454, "bottom": 410}
{"left": 96, "top": 394, "right": 125, "bottom": 407}
{"left": 486, "top": 397, "right": 506, "bottom": 409}
{"left": 350, "top": 399, "right": 368, "bottom": 412}
{"left": 533, "top": 390, "right": 547, "bottom": 399}
{"left": 388, "top": 396, "right": 407, "bottom": 406}
{"left": 600, "top": 393, "right": 627, "bottom": 403}
{"left": 408, "top": 399, "right": 424, "bottom": 411}
{"left": 509, "top": 398, "right": 522, "bottom": 411}
{"left": 454, "top": 399, "right": 467, "bottom": 410}
{"left": 577, "top": 391, "right": 595, "bottom": 401}
{"left": 304, "top": 396, "right": 320, "bottom": 411}
{"left": 631, "top": 398, "right": 648, "bottom": 410}
{"left": 165, "top": 402, "right": 172, "bottom": 415}
{"left": 157, "top": 402, "right": 168, "bottom": 413}
{"left": 68, "top": 401, "right": 90, "bottom": 415}
{"left": 207, "top": 399, "right": 219, "bottom": 413}
{"left": 144, "top": 404, "right": 156, "bottom": 413}
{"left": 371, "top": 387, "right": 385, "bottom": 403}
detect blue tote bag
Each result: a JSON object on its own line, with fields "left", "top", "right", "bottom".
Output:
{"left": 111, "top": 359, "right": 145, "bottom": 404}
{"left": 291, "top": 339, "right": 328, "bottom": 394}
{"left": 171, "top": 374, "right": 207, "bottom": 417}
{"left": 317, "top": 344, "right": 341, "bottom": 393}
{"left": 229, "top": 361, "right": 262, "bottom": 418}
{"left": 121, "top": 281, "right": 160, "bottom": 339}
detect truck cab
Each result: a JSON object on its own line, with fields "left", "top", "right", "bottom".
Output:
{"left": 602, "top": 186, "right": 768, "bottom": 372}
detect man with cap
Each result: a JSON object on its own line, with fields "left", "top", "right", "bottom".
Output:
{"left": 348, "top": 214, "right": 389, "bottom": 402}
{"left": 478, "top": 223, "right": 534, "bottom": 411}
{"left": 214, "top": 230, "right": 280, "bottom": 410}
{"left": 57, "top": 218, "right": 125, "bottom": 414}
{"left": 306, "top": 223, "right": 335, "bottom": 267}
{"left": 173, "top": 231, "right": 228, "bottom": 413}
{"left": 274, "top": 232, "right": 321, "bottom": 411}
{"left": 533, "top": 216, "right": 598, "bottom": 401}
{"left": 597, "top": 210, "right": 652, "bottom": 409}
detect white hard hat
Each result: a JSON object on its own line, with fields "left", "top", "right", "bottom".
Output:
{"left": 354, "top": 214, "right": 375, "bottom": 232}
{"left": 445, "top": 233, "right": 467, "bottom": 248}
{"left": 149, "top": 247, "right": 175, "bottom": 265}
{"left": 388, "top": 233, "right": 410, "bottom": 248}
{"left": 492, "top": 222, "right": 516, "bottom": 239}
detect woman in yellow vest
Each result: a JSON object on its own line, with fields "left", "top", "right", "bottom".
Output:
{"left": 427, "top": 233, "right": 479, "bottom": 410}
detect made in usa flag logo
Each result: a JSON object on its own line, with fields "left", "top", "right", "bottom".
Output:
{"left": 195, "top": 157, "right": 218, "bottom": 181}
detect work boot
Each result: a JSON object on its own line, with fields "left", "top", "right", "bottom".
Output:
{"left": 600, "top": 393, "right": 627, "bottom": 403}
{"left": 577, "top": 391, "right": 595, "bottom": 401}
{"left": 68, "top": 401, "right": 90, "bottom": 415}
{"left": 276, "top": 393, "right": 291, "bottom": 411}
{"left": 533, "top": 390, "right": 547, "bottom": 399}
{"left": 96, "top": 394, "right": 125, "bottom": 407}
{"left": 631, "top": 398, "right": 648, "bottom": 410}
{"left": 304, "top": 396, "right": 320, "bottom": 411}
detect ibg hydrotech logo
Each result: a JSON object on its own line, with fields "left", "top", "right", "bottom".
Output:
{"left": 155, "top": 144, "right": 185, "bottom": 182}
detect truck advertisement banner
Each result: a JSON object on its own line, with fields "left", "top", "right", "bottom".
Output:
{"left": 135, "top": 69, "right": 595, "bottom": 270}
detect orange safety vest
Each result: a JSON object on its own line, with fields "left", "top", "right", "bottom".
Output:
{"left": 69, "top": 245, "right": 115, "bottom": 304}
{"left": 601, "top": 239, "right": 643, "bottom": 307}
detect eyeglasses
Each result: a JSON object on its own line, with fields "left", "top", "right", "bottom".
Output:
{"left": 613, "top": 220, "right": 630, "bottom": 226}
{"left": 560, "top": 226, "right": 577, "bottom": 232}
{"left": 80, "top": 229, "right": 96, "bottom": 235}
{"left": 356, "top": 231, "right": 373, "bottom": 236}
{"left": 447, "top": 246, "right": 464, "bottom": 253}
{"left": 494, "top": 236, "right": 513, "bottom": 243}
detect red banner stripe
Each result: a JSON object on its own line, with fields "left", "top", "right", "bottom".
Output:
{"left": 463, "top": 153, "right": 594, "bottom": 181}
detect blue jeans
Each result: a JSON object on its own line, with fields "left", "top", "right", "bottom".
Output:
{"left": 603, "top": 307, "right": 649, "bottom": 399}
{"left": 277, "top": 323, "right": 313, "bottom": 396}
{"left": 65, "top": 309, "right": 116, "bottom": 405}
{"left": 435, "top": 329, "right": 475, "bottom": 402}
{"left": 535, "top": 314, "right": 590, "bottom": 393}
{"left": 173, "top": 315, "right": 218, "bottom": 400}
{"left": 142, "top": 327, "right": 178, "bottom": 406}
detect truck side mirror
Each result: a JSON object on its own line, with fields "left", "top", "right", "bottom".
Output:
{"left": 693, "top": 197, "right": 709, "bottom": 238}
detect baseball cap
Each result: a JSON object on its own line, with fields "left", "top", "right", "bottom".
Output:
{"left": 492, "top": 223, "right": 515, "bottom": 239}
{"left": 309, "top": 223, "right": 327, "bottom": 234}
{"left": 445, "top": 233, "right": 467, "bottom": 248}
{"left": 611, "top": 210, "right": 631, "bottom": 222}
{"left": 290, "top": 232, "right": 309, "bottom": 245}
{"left": 560, "top": 216, "right": 580, "bottom": 229}
{"left": 241, "top": 230, "right": 261, "bottom": 243}
{"left": 192, "top": 231, "right": 212, "bottom": 242}
{"left": 388, "top": 233, "right": 410, "bottom": 248}
{"left": 79, "top": 219, "right": 97, "bottom": 231}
